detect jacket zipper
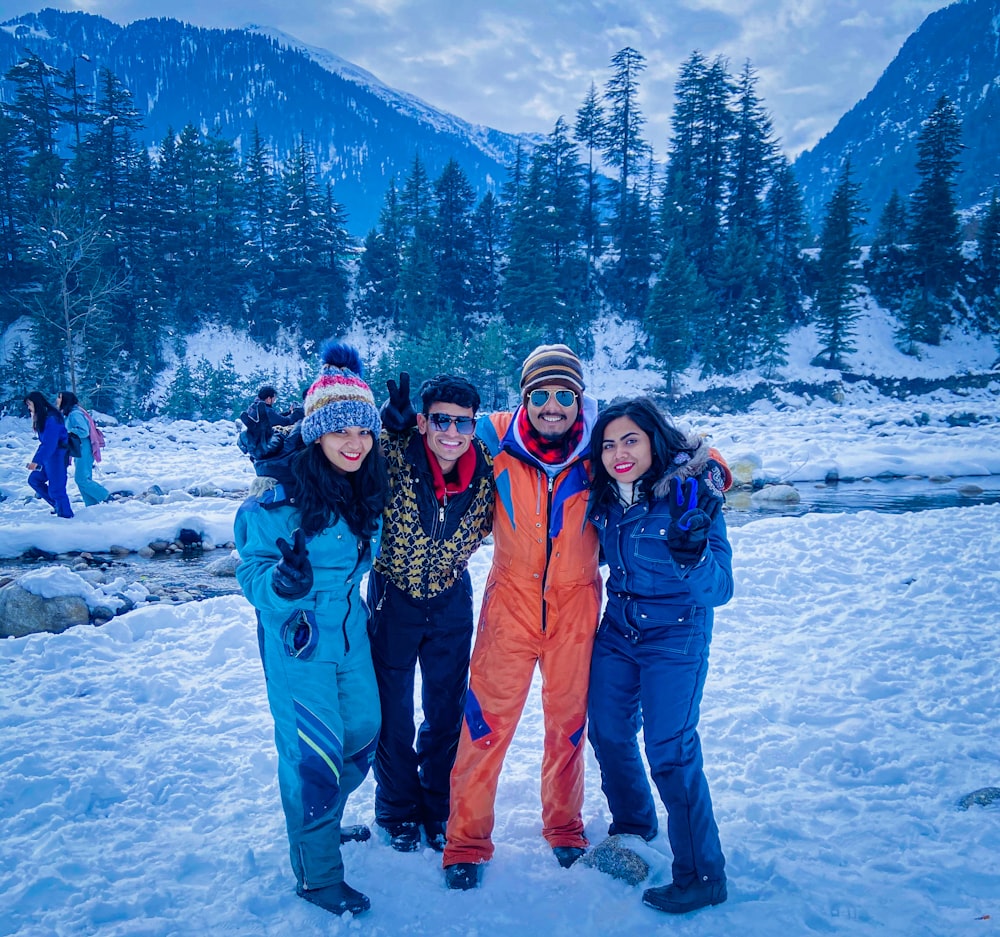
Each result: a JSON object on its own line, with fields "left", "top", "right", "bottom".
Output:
{"left": 540, "top": 472, "right": 554, "bottom": 633}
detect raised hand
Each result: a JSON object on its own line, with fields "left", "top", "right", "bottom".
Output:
{"left": 382, "top": 371, "right": 416, "bottom": 432}
{"left": 272, "top": 528, "right": 313, "bottom": 600}
{"left": 666, "top": 477, "right": 710, "bottom": 567}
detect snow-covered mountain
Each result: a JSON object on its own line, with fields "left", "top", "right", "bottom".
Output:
{"left": 793, "top": 0, "right": 1000, "bottom": 232}
{"left": 0, "top": 10, "right": 532, "bottom": 235}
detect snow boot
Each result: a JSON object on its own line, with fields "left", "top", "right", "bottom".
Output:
{"left": 552, "top": 846, "right": 586, "bottom": 868}
{"left": 423, "top": 820, "right": 446, "bottom": 852}
{"left": 444, "top": 862, "right": 483, "bottom": 890}
{"left": 379, "top": 820, "right": 421, "bottom": 852}
{"left": 340, "top": 824, "right": 371, "bottom": 844}
{"left": 296, "top": 881, "right": 371, "bottom": 916}
{"left": 642, "top": 878, "right": 727, "bottom": 914}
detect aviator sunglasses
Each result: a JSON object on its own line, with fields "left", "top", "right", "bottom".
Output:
{"left": 427, "top": 412, "right": 477, "bottom": 434}
{"left": 528, "top": 388, "right": 577, "bottom": 407}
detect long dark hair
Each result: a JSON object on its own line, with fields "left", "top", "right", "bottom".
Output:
{"left": 25, "top": 391, "right": 60, "bottom": 434}
{"left": 57, "top": 390, "right": 79, "bottom": 416}
{"left": 589, "top": 397, "right": 696, "bottom": 511}
{"left": 289, "top": 438, "right": 389, "bottom": 539}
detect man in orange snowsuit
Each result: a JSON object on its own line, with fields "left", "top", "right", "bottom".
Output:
{"left": 442, "top": 344, "right": 602, "bottom": 889}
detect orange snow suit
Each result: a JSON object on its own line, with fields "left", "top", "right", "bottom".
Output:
{"left": 443, "top": 402, "right": 603, "bottom": 867}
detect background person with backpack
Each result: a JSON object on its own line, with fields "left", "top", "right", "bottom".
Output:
{"left": 238, "top": 385, "right": 299, "bottom": 462}
{"left": 58, "top": 391, "right": 110, "bottom": 506}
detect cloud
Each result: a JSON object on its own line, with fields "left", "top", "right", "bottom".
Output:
{"left": 12, "top": 0, "right": 953, "bottom": 157}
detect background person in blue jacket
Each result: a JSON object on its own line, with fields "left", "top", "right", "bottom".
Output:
{"left": 24, "top": 391, "right": 73, "bottom": 518}
{"left": 234, "top": 342, "right": 388, "bottom": 918}
{"left": 586, "top": 397, "right": 733, "bottom": 916}
{"left": 57, "top": 391, "right": 110, "bottom": 506}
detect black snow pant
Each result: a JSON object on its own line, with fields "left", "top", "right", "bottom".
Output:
{"left": 367, "top": 569, "right": 474, "bottom": 829}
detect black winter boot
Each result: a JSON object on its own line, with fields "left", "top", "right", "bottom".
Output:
{"left": 423, "top": 820, "right": 447, "bottom": 852}
{"left": 378, "top": 820, "right": 421, "bottom": 852}
{"left": 552, "top": 846, "right": 586, "bottom": 868}
{"left": 296, "top": 881, "right": 371, "bottom": 916}
{"left": 642, "top": 878, "right": 727, "bottom": 914}
{"left": 340, "top": 824, "right": 371, "bottom": 844}
{"left": 444, "top": 862, "right": 482, "bottom": 890}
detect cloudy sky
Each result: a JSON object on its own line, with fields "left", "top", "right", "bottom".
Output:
{"left": 1, "top": 0, "right": 954, "bottom": 157}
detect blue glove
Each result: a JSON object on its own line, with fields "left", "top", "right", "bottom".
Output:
{"left": 666, "top": 477, "right": 710, "bottom": 567}
{"left": 272, "top": 528, "right": 313, "bottom": 600}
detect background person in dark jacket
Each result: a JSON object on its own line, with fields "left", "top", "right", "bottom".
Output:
{"left": 25, "top": 391, "right": 73, "bottom": 518}
{"left": 587, "top": 396, "right": 733, "bottom": 916}
{"left": 239, "top": 385, "right": 299, "bottom": 460}
{"left": 367, "top": 373, "right": 494, "bottom": 853}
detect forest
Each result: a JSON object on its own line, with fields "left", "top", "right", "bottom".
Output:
{"left": 1, "top": 46, "right": 997, "bottom": 418}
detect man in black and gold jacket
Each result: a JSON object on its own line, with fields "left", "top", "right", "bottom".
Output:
{"left": 368, "top": 373, "right": 495, "bottom": 854}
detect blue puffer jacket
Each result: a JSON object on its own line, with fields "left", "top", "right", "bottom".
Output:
{"left": 234, "top": 480, "right": 381, "bottom": 659}
{"left": 588, "top": 471, "right": 734, "bottom": 633}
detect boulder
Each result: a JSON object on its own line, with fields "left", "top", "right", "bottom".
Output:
{"left": 0, "top": 583, "right": 90, "bottom": 637}
{"left": 751, "top": 484, "right": 801, "bottom": 505}
{"left": 206, "top": 552, "right": 241, "bottom": 577}
{"left": 578, "top": 835, "right": 651, "bottom": 885}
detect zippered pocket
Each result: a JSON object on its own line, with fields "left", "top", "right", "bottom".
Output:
{"left": 280, "top": 609, "right": 319, "bottom": 660}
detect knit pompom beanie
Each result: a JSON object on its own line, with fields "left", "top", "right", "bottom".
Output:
{"left": 300, "top": 341, "right": 381, "bottom": 444}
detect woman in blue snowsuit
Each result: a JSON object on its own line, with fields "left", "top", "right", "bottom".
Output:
{"left": 234, "top": 343, "right": 388, "bottom": 917}
{"left": 587, "top": 397, "right": 733, "bottom": 915}
{"left": 25, "top": 391, "right": 73, "bottom": 518}
{"left": 58, "top": 391, "right": 110, "bottom": 506}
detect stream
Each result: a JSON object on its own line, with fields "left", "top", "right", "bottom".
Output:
{"left": 2, "top": 474, "right": 999, "bottom": 603}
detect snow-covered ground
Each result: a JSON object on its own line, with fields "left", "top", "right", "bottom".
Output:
{"left": 1, "top": 366, "right": 1000, "bottom": 935}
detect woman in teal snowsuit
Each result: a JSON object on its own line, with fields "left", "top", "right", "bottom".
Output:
{"left": 58, "top": 391, "right": 110, "bottom": 506}
{"left": 235, "top": 343, "right": 388, "bottom": 917}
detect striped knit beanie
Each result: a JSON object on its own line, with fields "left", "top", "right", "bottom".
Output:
{"left": 520, "top": 343, "right": 585, "bottom": 395}
{"left": 300, "top": 341, "right": 381, "bottom": 444}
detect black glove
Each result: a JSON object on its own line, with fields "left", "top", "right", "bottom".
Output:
{"left": 666, "top": 477, "right": 711, "bottom": 567}
{"left": 272, "top": 528, "right": 313, "bottom": 600}
{"left": 382, "top": 372, "right": 417, "bottom": 433}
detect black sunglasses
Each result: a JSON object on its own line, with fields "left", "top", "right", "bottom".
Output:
{"left": 427, "top": 413, "right": 476, "bottom": 434}
{"left": 528, "top": 389, "right": 577, "bottom": 407}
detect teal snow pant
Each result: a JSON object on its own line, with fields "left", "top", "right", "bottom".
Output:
{"left": 257, "top": 616, "right": 380, "bottom": 890}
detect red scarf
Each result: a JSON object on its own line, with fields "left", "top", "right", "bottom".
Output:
{"left": 423, "top": 437, "right": 478, "bottom": 503}
{"left": 516, "top": 406, "right": 584, "bottom": 466}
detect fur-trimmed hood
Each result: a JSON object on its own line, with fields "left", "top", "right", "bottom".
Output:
{"left": 651, "top": 434, "right": 716, "bottom": 500}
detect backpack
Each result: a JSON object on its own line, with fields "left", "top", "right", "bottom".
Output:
{"left": 238, "top": 400, "right": 273, "bottom": 461}
{"left": 251, "top": 423, "right": 304, "bottom": 489}
{"left": 81, "top": 407, "right": 106, "bottom": 463}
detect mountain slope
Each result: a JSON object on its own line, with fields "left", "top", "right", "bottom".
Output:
{"left": 792, "top": 0, "right": 1000, "bottom": 234}
{"left": 0, "top": 9, "right": 529, "bottom": 235}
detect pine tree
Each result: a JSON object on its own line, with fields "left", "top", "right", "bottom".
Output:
{"left": 813, "top": 160, "right": 866, "bottom": 369}
{"left": 761, "top": 155, "right": 808, "bottom": 323}
{"left": 645, "top": 242, "right": 712, "bottom": 392}
{"left": 601, "top": 48, "right": 650, "bottom": 244}
{"left": 905, "top": 95, "right": 964, "bottom": 346}
{"left": 162, "top": 362, "right": 198, "bottom": 419}
{"left": 728, "top": 60, "right": 776, "bottom": 236}
{"left": 469, "top": 190, "right": 504, "bottom": 322}
{"left": 432, "top": 158, "right": 477, "bottom": 335}
{"left": 3, "top": 52, "right": 63, "bottom": 214}
{"left": 662, "top": 52, "right": 736, "bottom": 276}
{"left": 970, "top": 192, "right": 1000, "bottom": 337}
{"left": 0, "top": 109, "right": 29, "bottom": 293}
{"left": 573, "top": 81, "right": 605, "bottom": 283}
{"left": 355, "top": 181, "right": 403, "bottom": 325}
{"left": 865, "top": 189, "right": 911, "bottom": 314}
